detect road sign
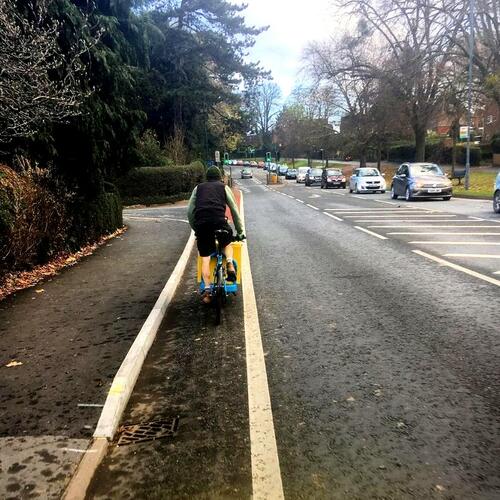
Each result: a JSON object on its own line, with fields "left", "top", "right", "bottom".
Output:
{"left": 215, "top": 150, "right": 220, "bottom": 163}
{"left": 459, "top": 126, "right": 469, "bottom": 140}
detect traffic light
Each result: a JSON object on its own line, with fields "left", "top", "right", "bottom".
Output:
{"left": 265, "top": 152, "right": 272, "bottom": 162}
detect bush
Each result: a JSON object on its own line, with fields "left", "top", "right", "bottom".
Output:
{"left": 67, "top": 190, "right": 123, "bottom": 250}
{"left": 132, "top": 129, "right": 169, "bottom": 167}
{"left": 115, "top": 161, "right": 205, "bottom": 205}
{"left": 388, "top": 142, "right": 481, "bottom": 165}
{"left": 0, "top": 164, "right": 69, "bottom": 275}
{"left": 491, "top": 134, "right": 500, "bottom": 154}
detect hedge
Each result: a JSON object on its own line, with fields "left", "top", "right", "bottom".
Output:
{"left": 388, "top": 142, "right": 481, "bottom": 166}
{"left": 115, "top": 161, "right": 205, "bottom": 205}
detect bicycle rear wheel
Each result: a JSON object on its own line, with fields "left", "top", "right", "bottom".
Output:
{"left": 214, "top": 266, "right": 224, "bottom": 325}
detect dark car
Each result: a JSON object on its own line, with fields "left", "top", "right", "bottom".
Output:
{"left": 285, "top": 168, "right": 297, "bottom": 179}
{"left": 278, "top": 164, "right": 289, "bottom": 176}
{"left": 305, "top": 168, "right": 323, "bottom": 186}
{"left": 391, "top": 162, "right": 453, "bottom": 201}
{"left": 240, "top": 168, "right": 252, "bottom": 179}
{"left": 321, "top": 168, "right": 346, "bottom": 189}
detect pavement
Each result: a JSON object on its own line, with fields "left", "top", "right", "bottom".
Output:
{"left": 0, "top": 206, "right": 191, "bottom": 498}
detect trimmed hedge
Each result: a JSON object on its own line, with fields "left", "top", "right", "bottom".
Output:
{"left": 67, "top": 191, "right": 123, "bottom": 250}
{"left": 388, "top": 142, "right": 481, "bottom": 166}
{"left": 115, "top": 161, "right": 205, "bottom": 205}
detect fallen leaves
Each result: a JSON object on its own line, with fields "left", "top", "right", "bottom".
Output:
{"left": 5, "top": 360, "right": 23, "bottom": 367}
{"left": 0, "top": 226, "right": 128, "bottom": 301}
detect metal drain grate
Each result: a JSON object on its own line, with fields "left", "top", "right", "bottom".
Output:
{"left": 116, "top": 417, "right": 179, "bottom": 445}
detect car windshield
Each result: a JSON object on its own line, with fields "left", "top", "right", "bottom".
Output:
{"left": 359, "top": 168, "right": 380, "bottom": 177}
{"left": 310, "top": 169, "right": 323, "bottom": 175}
{"left": 327, "top": 170, "right": 342, "bottom": 175}
{"left": 298, "top": 167, "right": 309, "bottom": 173}
{"left": 242, "top": 169, "right": 250, "bottom": 173}
{"left": 410, "top": 164, "right": 443, "bottom": 176}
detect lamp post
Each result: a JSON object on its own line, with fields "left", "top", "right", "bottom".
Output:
{"left": 465, "top": 0, "right": 475, "bottom": 190}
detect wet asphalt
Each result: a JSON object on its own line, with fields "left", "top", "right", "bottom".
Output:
{"left": 87, "top": 173, "right": 499, "bottom": 499}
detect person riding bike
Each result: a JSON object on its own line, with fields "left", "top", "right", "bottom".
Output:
{"left": 187, "top": 166, "right": 245, "bottom": 303}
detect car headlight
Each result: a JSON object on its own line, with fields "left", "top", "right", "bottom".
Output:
{"left": 414, "top": 181, "right": 424, "bottom": 188}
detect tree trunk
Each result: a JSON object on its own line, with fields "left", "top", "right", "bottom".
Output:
{"left": 359, "top": 149, "right": 367, "bottom": 168}
{"left": 377, "top": 143, "right": 382, "bottom": 170}
{"left": 414, "top": 125, "right": 426, "bottom": 162}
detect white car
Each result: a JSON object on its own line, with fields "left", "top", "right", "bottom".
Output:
{"left": 296, "top": 166, "right": 310, "bottom": 183}
{"left": 349, "top": 167, "right": 386, "bottom": 193}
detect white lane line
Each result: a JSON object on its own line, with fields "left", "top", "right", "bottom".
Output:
{"left": 306, "top": 204, "right": 319, "bottom": 210}
{"left": 369, "top": 225, "right": 500, "bottom": 228}
{"left": 325, "top": 207, "right": 424, "bottom": 211}
{"left": 77, "top": 403, "right": 104, "bottom": 408}
{"left": 354, "top": 226, "right": 388, "bottom": 240}
{"left": 323, "top": 212, "right": 343, "bottom": 221}
{"left": 493, "top": 271, "right": 500, "bottom": 275}
{"left": 296, "top": 199, "right": 305, "bottom": 203}
{"left": 468, "top": 216, "right": 484, "bottom": 220}
{"left": 351, "top": 195, "right": 366, "bottom": 199}
{"left": 374, "top": 199, "right": 399, "bottom": 205}
{"left": 345, "top": 214, "right": 457, "bottom": 219}
{"left": 410, "top": 241, "right": 500, "bottom": 246}
{"left": 356, "top": 219, "right": 470, "bottom": 223}
{"left": 331, "top": 192, "right": 346, "bottom": 196}
{"left": 240, "top": 194, "right": 285, "bottom": 500}
{"left": 125, "top": 216, "right": 189, "bottom": 223}
{"left": 444, "top": 253, "right": 500, "bottom": 259}
{"left": 388, "top": 232, "right": 500, "bottom": 236}
{"left": 328, "top": 210, "right": 436, "bottom": 215}
{"left": 413, "top": 250, "right": 500, "bottom": 287}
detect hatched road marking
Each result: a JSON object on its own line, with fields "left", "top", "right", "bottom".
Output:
{"left": 354, "top": 226, "right": 388, "bottom": 240}
{"left": 413, "top": 250, "right": 500, "bottom": 287}
{"left": 369, "top": 224, "right": 500, "bottom": 228}
{"left": 410, "top": 241, "right": 500, "bottom": 246}
{"left": 323, "top": 212, "right": 343, "bottom": 221}
{"left": 240, "top": 193, "right": 284, "bottom": 500}
{"left": 306, "top": 204, "right": 319, "bottom": 210}
{"left": 374, "top": 199, "right": 399, "bottom": 205}
{"left": 388, "top": 232, "right": 500, "bottom": 236}
{"left": 443, "top": 253, "right": 500, "bottom": 259}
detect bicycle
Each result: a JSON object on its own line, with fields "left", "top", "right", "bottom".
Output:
{"left": 199, "top": 229, "right": 243, "bottom": 325}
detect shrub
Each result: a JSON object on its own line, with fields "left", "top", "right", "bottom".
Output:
{"left": 491, "top": 134, "right": 500, "bottom": 154}
{"left": 388, "top": 142, "right": 480, "bottom": 165}
{"left": 133, "top": 129, "right": 169, "bottom": 167}
{"left": 115, "top": 161, "right": 205, "bottom": 205}
{"left": 67, "top": 190, "right": 123, "bottom": 250}
{"left": 0, "top": 164, "right": 69, "bottom": 275}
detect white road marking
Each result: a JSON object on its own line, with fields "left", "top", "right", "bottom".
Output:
{"left": 351, "top": 195, "right": 366, "bottom": 199}
{"left": 389, "top": 232, "right": 500, "bottom": 236}
{"left": 239, "top": 193, "right": 284, "bottom": 500}
{"left": 324, "top": 207, "right": 427, "bottom": 212}
{"left": 328, "top": 210, "right": 435, "bottom": 215}
{"left": 306, "top": 204, "right": 319, "bottom": 210}
{"left": 62, "top": 448, "right": 96, "bottom": 454}
{"left": 468, "top": 216, "right": 484, "bottom": 220}
{"left": 413, "top": 250, "right": 500, "bottom": 287}
{"left": 494, "top": 271, "right": 500, "bottom": 275}
{"left": 296, "top": 199, "right": 305, "bottom": 203}
{"left": 354, "top": 226, "right": 388, "bottom": 240}
{"left": 374, "top": 199, "right": 399, "bottom": 205}
{"left": 346, "top": 214, "right": 457, "bottom": 218}
{"left": 443, "top": 253, "right": 500, "bottom": 259}
{"left": 369, "top": 224, "right": 500, "bottom": 228}
{"left": 409, "top": 241, "right": 500, "bottom": 246}
{"left": 309, "top": 194, "right": 321, "bottom": 198}
{"left": 77, "top": 403, "right": 104, "bottom": 408}
{"left": 125, "top": 216, "right": 189, "bottom": 223}
{"left": 356, "top": 219, "right": 470, "bottom": 223}
{"left": 323, "top": 212, "right": 343, "bottom": 221}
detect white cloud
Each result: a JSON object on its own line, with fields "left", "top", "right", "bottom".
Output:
{"left": 237, "top": 0, "right": 342, "bottom": 97}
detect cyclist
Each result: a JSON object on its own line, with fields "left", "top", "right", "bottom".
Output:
{"left": 187, "top": 166, "right": 245, "bottom": 303}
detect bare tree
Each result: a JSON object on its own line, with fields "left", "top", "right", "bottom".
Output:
{"left": 0, "top": 0, "right": 94, "bottom": 144}
{"left": 244, "top": 82, "right": 282, "bottom": 147}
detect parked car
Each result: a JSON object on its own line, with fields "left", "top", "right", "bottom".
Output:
{"left": 268, "top": 163, "right": 277, "bottom": 173}
{"left": 278, "top": 164, "right": 289, "bottom": 176}
{"left": 250, "top": 161, "right": 258, "bottom": 167}
{"left": 305, "top": 168, "right": 323, "bottom": 186}
{"left": 296, "top": 167, "right": 310, "bottom": 183}
{"left": 257, "top": 161, "right": 265, "bottom": 168}
{"left": 285, "top": 168, "right": 297, "bottom": 179}
{"left": 349, "top": 167, "right": 386, "bottom": 193}
{"left": 321, "top": 168, "right": 346, "bottom": 189}
{"left": 391, "top": 162, "right": 452, "bottom": 201}
{"left": 240, "top": 168, "right": 252, "bottom": 179}
{"left": 493, "top": 172, "right": 500, "bottom": 213}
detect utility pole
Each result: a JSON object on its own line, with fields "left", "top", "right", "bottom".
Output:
{"left": 465, "top": 0, "right": 475, "bottom": 190}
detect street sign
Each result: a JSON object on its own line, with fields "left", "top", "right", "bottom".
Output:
{"left": 215, "top": 150, "right": 220, "bottom": 163}
{"left": 459, "top": 126, "right": 469, "bottom": 140}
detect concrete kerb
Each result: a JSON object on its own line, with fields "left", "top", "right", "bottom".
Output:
{"left": 63, "top": 230, "right": 196, "bottom": 500}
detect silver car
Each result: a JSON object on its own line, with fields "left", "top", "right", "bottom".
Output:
{"left": 296, "top": 167, "right": 309, "bottom": 183}
{"left": 349, "top": 167, "right": 386, "bottom": 193}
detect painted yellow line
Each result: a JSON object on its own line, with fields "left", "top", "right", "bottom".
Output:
{"left": 306, "top": 203, "right": 319, "bottom": 210}
{"left": 323, "top": 212, "right": 343, "bottom": 221}
{"left": 410, "top": 241, "right": 500, "bottom": 246}
{"left": 354, "top": 226, "right": 388, "bottom": 240}
{"left": 239, "top": 193, "right": 284, "bottom": 500}
{"left": 412, "top": 250, "right": 500, "bottom": 287}
{"left": 443, "top": 253, "right": 500, "bottom": 259}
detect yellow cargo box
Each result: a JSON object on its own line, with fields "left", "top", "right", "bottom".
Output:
{"left": 196, "top": 241, "right": 243, "bottom": 284}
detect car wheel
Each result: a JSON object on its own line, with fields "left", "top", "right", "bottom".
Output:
{"left": 443, "top": 196, "right": 451, "bottom": 201}
{"left": 349, "top": 186, "right": 353, "bottom": 193}
{"left": 380, "top": 190, "right": 386, "bottom": 194}
{"left": 405, "top": 187, "right": 413, "bottom": 201}
{"left": 494, "top": 191, "right": 500, "bottom": 213}
{"left": 391, "top": 185, "right": 398, "bottom": 199}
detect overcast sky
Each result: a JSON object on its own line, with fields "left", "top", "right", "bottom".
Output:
{"left": 237, "top": 0, "right": 340, "bottom": 99}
